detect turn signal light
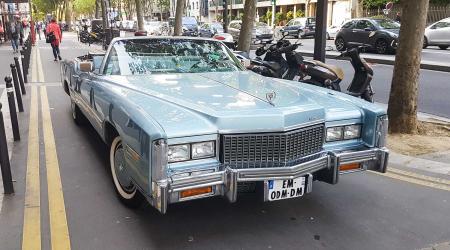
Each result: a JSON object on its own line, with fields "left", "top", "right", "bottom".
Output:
{"left": 340, "top": 163, "right": 361, "bottom": 171}
{"left": 180, "top": 186, "right": 212, "bottom": 198}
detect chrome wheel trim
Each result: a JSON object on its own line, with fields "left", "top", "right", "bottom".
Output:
{"left": 376, "top": 40, "right": 387, "bottom": 54}
{"left": 110, "top": 137, "right": 137, "bottom": 199}
{"left": 336, "top": 38, "right": 345, "bottom": 50}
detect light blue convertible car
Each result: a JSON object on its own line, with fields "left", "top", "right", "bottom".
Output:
{"left": 61, "top": 37, "right": 389, "bottom": 214}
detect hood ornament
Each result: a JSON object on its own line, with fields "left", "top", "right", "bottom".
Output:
{"left": 266, "top": 91, "right": 276, "bottom": 106}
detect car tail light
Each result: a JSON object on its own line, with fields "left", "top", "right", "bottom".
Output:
{"left": 214, "top": 35, "right": 225, "bottom": 40}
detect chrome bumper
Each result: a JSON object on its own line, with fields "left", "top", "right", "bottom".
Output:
{"left": 151, "top": 147, "right": 389, "bottom": 213}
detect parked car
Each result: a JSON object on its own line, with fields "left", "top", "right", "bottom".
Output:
{"left": 326, "top": 24, "right": 341, "bottom": 40}
{"left": 281, "top": 17, "right": 316, "bottom": 38}
{"left": 335, "top": 18, "right": 399, "bottom": 54}
{"left": 228, "top": 20, "right": 273, "bottom": 44}
{"left": 182, "top": 16, "right": 199, "bottom": 36}
{"left": 199, "top": 22, "right": 224, "bottom": 37}
{"left": 424, "top": 17, "right": 450, "bottom": 50}
{"left": 144, "top": 21, "right": 163, "bottom": 35}
{"left": 61, "top": 37, "right": 389, "bottom": 214}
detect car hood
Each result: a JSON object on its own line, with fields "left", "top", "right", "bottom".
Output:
{"left": 102, "top": 72, "right": 363, "bottom": 137}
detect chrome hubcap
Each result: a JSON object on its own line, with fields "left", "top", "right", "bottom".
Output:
{"left": 113, "top": 143, "right": 135, "bottom": 193}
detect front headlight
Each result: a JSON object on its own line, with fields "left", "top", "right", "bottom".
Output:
{"left": 168, "top": 140, "right": 216, "bottom": 163}
{"left": 168, "top": 144, "right": 190, "bottom": 162}
{"left": 326, "top": 127, "right": 343, "bottom": 142}
{"left": 343, "top": 125, "right": 361, "bottom": 139}
{"left": 192, "top": 141, "right": 215, "bottom": 159}
{"left": 326, "top": 125, "right": 361, "bottom": 142}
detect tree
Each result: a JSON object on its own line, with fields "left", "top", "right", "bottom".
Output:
{"left": 135, "top": 0, "right": 144, "bottom": 30}
{"left": 174, "top": 0, "right": 186, "bottom": 35}
{"left": 237, "top": 0, "right": 256, "bottom": 52}
{"left": 74, "top": 0, "right": 95, "bottom": 16}
{"left": 387, "top": 0, "right": 430, "bottom": 134}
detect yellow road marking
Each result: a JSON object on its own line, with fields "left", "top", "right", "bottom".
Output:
{"left": 22, "top": 86, "right": 41, "bottom": 250}
{"left": 371, "top": 171, "right": 450, "bottom": 192}
{"left": 36, "top": 47, "right": 45, "bottom": 82}
{"left": 31, "top": 48, "right": 38, "bottom": 82}
{"left": 388, "top": 168, "right": 450, "bottom": 186}
{"left": 40, "top": 87, "right": 71, "bottom": 250}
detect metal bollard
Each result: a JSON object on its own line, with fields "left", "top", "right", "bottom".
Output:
{"left": 4, "top": 77, "right": 20, "bottom": 141}
{"left": 10, "top": 64, "right": 24, "bottom": 112}
{"left": 0, "top": 102, "right": 14, "bottom": 194}
{"left": 14, "top": 57, "right": 26, "bottom": 94}
{"left": 20, "top": 50, "right": 28, "bottom": 83}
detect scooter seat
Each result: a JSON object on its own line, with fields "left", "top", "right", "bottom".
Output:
{"left": 264, "top": 61, "right": 282, "bottom": 72}
{"left": 303, "top": 59, "right": 344, "bottom": 80}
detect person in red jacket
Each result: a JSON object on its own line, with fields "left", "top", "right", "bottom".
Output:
{"left": 46, "top": 18, "right": 62, "bottom": 61}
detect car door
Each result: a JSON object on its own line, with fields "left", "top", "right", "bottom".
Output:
{"left": 284, "top": 19, "right": 295, "bottom": 35}
{"left": 429, "top": 21, "right": 450, "bottom": 43}
{"left": 352, "top": 20, "right": 374, "bottom": 46}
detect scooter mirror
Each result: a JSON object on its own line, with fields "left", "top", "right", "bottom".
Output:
{"left": 283, "top": 31, "right": 289, "bottom": 37}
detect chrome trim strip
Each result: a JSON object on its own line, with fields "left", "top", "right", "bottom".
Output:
{"left": 218, "top": 119, "right": 326, "bottom": 134}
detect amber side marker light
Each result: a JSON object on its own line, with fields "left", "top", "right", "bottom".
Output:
{"left": 340, "top": 163, "right": 361, "bottom": 171}
{"left": 180, "top": 186, "right": 213, "bottom": 198}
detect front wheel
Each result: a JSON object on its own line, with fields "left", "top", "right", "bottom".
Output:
{"left": 423, "top": 37, "right": 428, "bottom": 49}
{"left": 71, "top": 100, "right": 87, "bottom": 125}
{"left": 110, "top": 136, "right": 144, "bottom": 208}
{"left": 335, "top": 37, "right": 346, "bottom": 51}
{"left": 439, "top": 45, "right": 449, "bottom": 50}
{"left": 375, "top": 39, "right": 388, "bottom": 54}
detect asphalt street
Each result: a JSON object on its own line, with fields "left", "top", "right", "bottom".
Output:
{"left": 290, "top": 37, "right": 450, "bottom": 65}
{"left": 0, "top": 34, "right": 449, "bottom": 250}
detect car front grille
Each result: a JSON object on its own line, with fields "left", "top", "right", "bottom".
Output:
{"left": 256, "top": 34, "right": 273, "bottom": 39}
{"left": 221, "top": 124, "right": 325, "bottom": 169}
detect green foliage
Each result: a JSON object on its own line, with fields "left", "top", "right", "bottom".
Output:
{"left": 286, "top": 11, "right": 294, "bottom": 21}
{"left": 295, "top": 10, "right": 305, "bottom": 17}
{"left": 74, "top": 0, "right": 96, "bottom": 15}
{"left": 263, "top": 10, "right": 272, "bottom": 23}
{"left": 275, "top": 12, "right": 284, "bottom": 25}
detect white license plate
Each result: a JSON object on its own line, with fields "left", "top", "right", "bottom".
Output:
{"left": 267, "top": 177, "right": 305, "bottom": 201}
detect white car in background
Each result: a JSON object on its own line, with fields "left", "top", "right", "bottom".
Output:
{"left": 327, "top": 25, "right": 341, "bottom": 40}
{"left": 144, "top": 21, "right": 163, "bottom": 35}
{"left": 424, "top": 17, "right": 450, "bottom": 50}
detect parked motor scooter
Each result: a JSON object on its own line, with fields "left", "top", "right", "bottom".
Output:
{"left": 301, "top": 46, "right": 375, "bottom": 102}
{"left": 235, "top": 32, "right": 306, "bottom": 81}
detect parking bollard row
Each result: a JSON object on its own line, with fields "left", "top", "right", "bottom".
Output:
{"left": 10, "top": 64, "right": 24, "bottom": 113}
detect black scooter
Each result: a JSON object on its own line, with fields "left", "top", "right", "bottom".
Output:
{"left": 301, "top": 46, "right": 375, "bottom": 102}
{"left": 236, "top": 32, "right": 305, "bottom": 81}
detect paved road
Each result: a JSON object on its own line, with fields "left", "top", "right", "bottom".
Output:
{"left": 0, "top": 33, "right": 449, "bottom": 250}
{"left": 290, "top": 37, "right": 450, "bottom": 64}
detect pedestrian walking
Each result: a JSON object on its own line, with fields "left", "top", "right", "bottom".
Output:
{"left": 0, "top": 21, "right": 4, "bottom": 44}
{"left": 35, "top": 22, "right": 42, "bottom": 40}
{"left": 46, "top": 18, "right": 62, "bottom": 61}
{"left": 8, "top": 17, "right": 22, "bottom": 53}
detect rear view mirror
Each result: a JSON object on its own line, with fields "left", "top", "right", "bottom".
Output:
{"left": 79, "top": 62, "right": 93, "bottom": 72}
{"left": 283, "top": 31, "right": 289, "bottom": 36}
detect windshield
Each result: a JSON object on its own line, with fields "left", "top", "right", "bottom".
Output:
{"left": 211, "top": 22, "right": 224, "bottom": 31}
{"left": 104, "top": 39, "right": 244, "bottom": 75}
{"left": 374, "top": 19, "right": 400, "bottom": 29}
{"left": 182, "top": 17, "right": 197, "bottom": 25}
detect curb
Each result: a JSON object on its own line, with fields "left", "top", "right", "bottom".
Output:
{"left": 298, "top": 50, "right": 450, "bottom": 73}
{"left": 389, "top": 152, "right": 450, "bottom": 176}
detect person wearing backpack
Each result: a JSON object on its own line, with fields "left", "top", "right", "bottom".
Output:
{"left": 8, "top": 17, "right": 22, "bottom": 53}
{"left": 46, "top": 18, "right": 62, "bottom": 61}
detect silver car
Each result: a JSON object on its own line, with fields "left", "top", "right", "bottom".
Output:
{"left": 228, "top": 20, "right": 273, "bottom": 44}
{"left": 424, "top": 17, "right": 450, "bottom": 50}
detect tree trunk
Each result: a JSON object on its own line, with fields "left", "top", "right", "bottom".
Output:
{"left": 135, "top": 0, "right": 144, "bottom": 30}
{"left": 387, "top": 0, "right": 429, "bottom": 134}
{"left": 101, "top": 0, "right": 108, "bottom": 30}
{"left": 237, "top": 0, "right": 256, "bottom": 52}
{"left": 174, "top": 0, "right": 186, "bottom": 35}
{"left": 95, "top": 0, "right": 101, "bottom": 19}
{"left": 65, "top": 0, "right": 72, "bottom": 31}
